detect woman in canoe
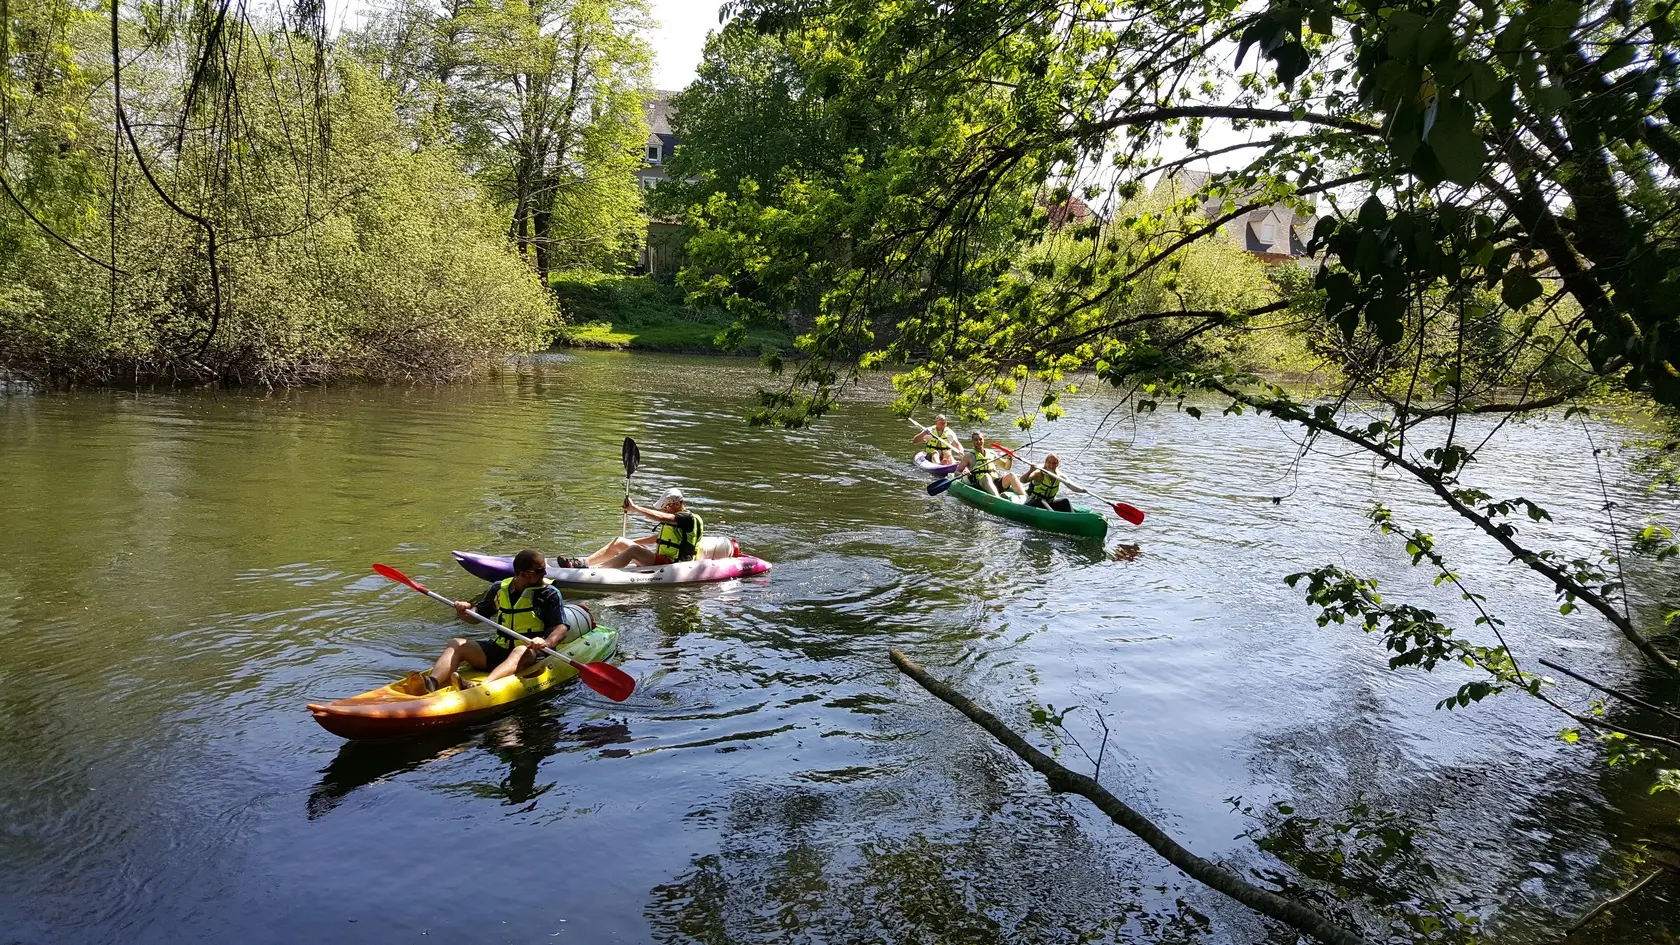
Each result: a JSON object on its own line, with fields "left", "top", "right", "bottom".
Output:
{"left": 587, "top": 488, "right": 706, "bottom": 569}
{"left": 912, "top": 414, "right": 965, "bottom": 464}
{"left": 1021, "top": 453, "right": 1085, "bottom": 512}
{"left": 961, "top": 432, "right": 1026, "bottom": 499}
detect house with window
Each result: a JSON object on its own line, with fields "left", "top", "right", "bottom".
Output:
{"left": 1160, "top": 169, "right": 1316, "bottom": 264}
{"left": 634, "top": 91, "right": 688, "bottom": 276}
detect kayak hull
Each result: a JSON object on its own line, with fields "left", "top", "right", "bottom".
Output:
{"left": 913, "top": 453, "right": 961, "bottom": 477}
{"left": 947, "top": 479, "right": 1108, "bottom": 539}
{"left": 452, "top": 547, "right": 772, "bottom": 587}
{"left": 308, "top": 627, "right": 618, "bottom": 740}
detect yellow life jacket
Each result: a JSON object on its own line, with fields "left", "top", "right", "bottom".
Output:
{"left": 925, "top": 428, "right": 959, "bottom": 455}
{"left": 968, "top": 449, "right": 995, "bottom": 477}
{"left": 492, "top": 577, "right": 555, "bottom": 648}
{"left": 1027, "top": 471, "right": 1060, "bottom": 502}
{"left": 656, "top": 512, "right": 704, "bottom": 562}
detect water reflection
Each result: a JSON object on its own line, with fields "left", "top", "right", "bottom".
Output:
{"left": 309, "top": 708, "right": 634, "bottom": 818}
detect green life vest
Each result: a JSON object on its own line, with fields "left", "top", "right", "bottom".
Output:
{"left": 656, "top": 512, "right": 704, "bottom": 562}
{"left": 925, "top": 428, "right": 959, "bottom": 455}
{"left": 1027, "top": 472, "right": 1060, "bottom": 502}
{"left": 491, "top": 577, "right": 555, "bottom": 648}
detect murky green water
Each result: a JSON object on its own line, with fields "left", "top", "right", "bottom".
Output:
{"left": 0, "top": 351, "right": 1675, "bottom": 944}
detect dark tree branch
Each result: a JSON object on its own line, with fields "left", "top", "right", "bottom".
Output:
{"left": 1540, "top": 658, "right": 1680, "bottom": 722}
{"left": 889, "top": 647, "right": 1367, "bottom": 945}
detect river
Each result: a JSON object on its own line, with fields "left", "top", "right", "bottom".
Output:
{"left": 0, "top": 350, "right": 1674, "bottom": 944}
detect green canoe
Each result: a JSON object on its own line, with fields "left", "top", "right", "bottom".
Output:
{"left": 947, "top": 479, "right": 1109, "bottom": 539}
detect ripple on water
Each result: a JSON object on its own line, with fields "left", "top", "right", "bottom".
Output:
{"left": 0, "top": 353, "right": 1675, "bottom": 944}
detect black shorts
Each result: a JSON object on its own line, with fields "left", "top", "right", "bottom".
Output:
{"left": 968, "top": 473, "right": 1005, "bottom": 491}
{"left": 476, "top": 638, "right": 515, "bottom": 666}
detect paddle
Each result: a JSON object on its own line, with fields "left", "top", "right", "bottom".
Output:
{"left": 372, "top": 563, "right": 635, "bottom": 702}
{"left": 620, "top": 437, "right": 640, "bottom": 538}
{"left": 989, "top": 443, "right": 1146, "bottom": 525}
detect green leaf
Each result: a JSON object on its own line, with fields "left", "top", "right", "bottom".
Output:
{"left": 1427, "top": 100, "right": 1486, "bottom": 185}
{"left": 1501, "top": 270, "right": 1543, "bottom": 309}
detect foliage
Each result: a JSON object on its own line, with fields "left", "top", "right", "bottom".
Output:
{"left": 552, "top": 271, "right": 792, "bottom": 352}
{"left": 678, "top": 0, "right": 1680, "bottom": 925}
{"left": 346, "top": 0, "right": 653, "bottom": 276}
{"left": 0, "top": 7, "right": 557, "bottom": 386}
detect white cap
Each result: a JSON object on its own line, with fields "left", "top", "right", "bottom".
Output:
{"left": 657, "top": 488, "right": 684, "bottom": 510}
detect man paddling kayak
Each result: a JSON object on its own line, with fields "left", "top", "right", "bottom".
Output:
{"left": 912, "top": 414, "right": 965, "bottom": 465}
{"left": 422, "top": 549, "right": 574, "bottom": 692}
{"left": 960, "top": 432, "right": 1026, "bottom": 498}
{"left": 1021, "top": 453, "right": 1085, "bottom": 512}
{"left": 587, "top": 488, "right": 705, "bottom": 569}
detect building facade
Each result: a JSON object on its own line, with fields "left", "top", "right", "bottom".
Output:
{"left": 634, "top": 91, "right": 688, "bottom": 277}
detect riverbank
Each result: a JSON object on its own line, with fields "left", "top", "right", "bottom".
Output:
{"left": 552, "top": 272, "right": 793, "bottom": 354}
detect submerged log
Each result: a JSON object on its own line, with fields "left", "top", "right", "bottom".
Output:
{"left": 888, "top": 647, "right": 1366, "bottom": 945}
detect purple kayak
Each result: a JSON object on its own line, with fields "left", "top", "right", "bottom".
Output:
{"left": 453, "top": 537, "right": 771, "bottom": 589}
{"left": 914, "top": 453, "right": 961, "bottom": 476}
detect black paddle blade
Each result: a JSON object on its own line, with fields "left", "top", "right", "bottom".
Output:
{"left": 927, "top": 476, "right": 956, "bottom": 495}
{"left": 621, "top": 437, "right": 640, "bottom": 477}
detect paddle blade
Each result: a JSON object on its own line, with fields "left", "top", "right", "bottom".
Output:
{"left": 1113, "top": 502, "right": 1145, "bottom": 525}
{"left": 621, "top": 437, "right": 640, "bottom": 477}
{"left": 373, "top": 563, "right": 428, "bottom": 595}
{"left": 577, "top": 661, "right": 635, "bottom": 702}
{"left": 988, "top": 441, "right": 1018, "bottom": 459}
{"left": 927, "top": 476, "right": 956, "bottom": 495}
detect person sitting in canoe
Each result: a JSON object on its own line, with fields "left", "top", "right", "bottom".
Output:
{"left": 912, "top": 414, "right": 965, "bottom": 464}
{"left": 960, "top": 432, "right": 1026, "bottom": 499}
{"left": 1021, "top": 453, "right": 1085, "bottom": 512}
{"left": 587, "top": 488, "right": 705, "bottom": 569}
{"left": 422, "top": 549, "right": 573, "bottom": 692}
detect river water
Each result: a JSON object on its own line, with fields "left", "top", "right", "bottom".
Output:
{"left": 0, "top": 351, "right": 1675, "bottom": 944}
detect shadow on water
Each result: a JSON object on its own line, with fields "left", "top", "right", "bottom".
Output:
{"left": 308, "top": 705, "right": 633, "bottom": 818}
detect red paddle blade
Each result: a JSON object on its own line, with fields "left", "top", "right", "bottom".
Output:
{"left": 988, "top": 441, "right": 1018, "bottom": 458}
{"left": 576, "top": 661, "right": 635, "bottom": 702}
{"left": 1113, "top": 503, "right": 1145, "bottom": 525}
{"left": 374, "top": 563, "right": 428, "bottom": 594}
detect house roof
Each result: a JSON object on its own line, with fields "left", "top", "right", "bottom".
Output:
{"left": 645, "top": 91, "right": 681, "bottom": 136}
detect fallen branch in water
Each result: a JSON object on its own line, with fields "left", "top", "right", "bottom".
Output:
{"left": 888, "top": 647, "right": 1366, "bottom": 945}
{"left": 1563, "top": 869, "right": 1665, "bottom": 936}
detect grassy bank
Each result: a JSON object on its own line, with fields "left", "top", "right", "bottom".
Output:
{"left": 552, "top": 273, "right": 792, "bottom": 354}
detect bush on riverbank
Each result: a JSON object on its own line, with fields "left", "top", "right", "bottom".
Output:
{"left": 0, "top": 22, "right": 557, "bottom": 388}
{"left": 551, "top": 272, "right": 792, "bottom": 354}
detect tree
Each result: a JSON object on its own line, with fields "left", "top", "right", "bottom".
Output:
{"left": 0, "top": 0, "right": 557, "bottom": 385}
{"left": 684, "top": 0, "right": 1680, "bottom": 931}
{"left": 350, "top": 0, "right": 653, "bottom": 275}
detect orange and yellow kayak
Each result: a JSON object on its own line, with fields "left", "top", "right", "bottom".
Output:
{"left": 308, "top": 627, "right": 619, "bottom": 740}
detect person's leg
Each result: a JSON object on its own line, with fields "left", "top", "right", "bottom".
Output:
{"left": 599, "top": 542, "right": 662, "bottom": 569}
{"left": 428, "top": 638, "right": 490, "bottom": 688}
{"left": 1051, "top": 497, "right": 1073, "bottom": 512}
{"left": 999, "top": 472, "right": 1026, "bottom": 497}
{"left": 483, "top": 645, "right": 538, "bottom": 684}
{"left": 586, "top": 537, "right": 637, "bottom": 567}
{"left": 1024, "top": 495, "right": 1048, "bottom": 509}
{"left": 973, "top": 473, "right": 1000, "bottom": 497}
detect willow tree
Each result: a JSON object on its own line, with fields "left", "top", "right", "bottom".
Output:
{"left": 0, "top": 0, "right": 555, "bottom": 384}
{"left": 680, "top": 0, "right": 1680, "bottom": 929}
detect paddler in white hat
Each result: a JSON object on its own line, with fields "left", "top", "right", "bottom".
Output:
{"left": 585, "top": 488, "right": 706, "bottom": 569}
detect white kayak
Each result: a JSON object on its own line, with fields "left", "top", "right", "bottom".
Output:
{"left": 452, "top": 536, "right": 772, "bottom": 588}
